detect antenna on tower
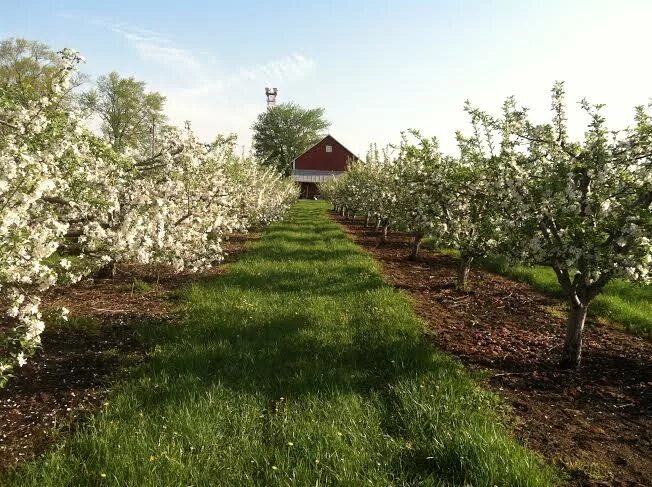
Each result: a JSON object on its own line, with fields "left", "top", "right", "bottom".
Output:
{"left": 265, "top": 87, "right": 278, "bottom": 108}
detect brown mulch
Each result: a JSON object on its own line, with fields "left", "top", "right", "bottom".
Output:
{"left": 0, "top": 233, "right": 258, "bottom": 471}
{"left": 333, "top": 213, "right": 651, "bottom": 487}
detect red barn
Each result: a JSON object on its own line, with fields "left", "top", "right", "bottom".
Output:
{"left": 292, "top": 135, "right": 358, "bottom": 199}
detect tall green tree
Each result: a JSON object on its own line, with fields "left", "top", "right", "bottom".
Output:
{"left": 0, "top": 37, "right": 87, "bottom": 106}
{"left": 251, "top": 102, "right": 330, "bottom": 175}
{"left": 80, "top": 72, "right": 166, "bottom": 153}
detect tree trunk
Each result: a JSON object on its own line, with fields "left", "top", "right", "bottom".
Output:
{"left": 457, "top": 255, "right": 473, "bottom": 289}
{"left": 560, "top": 301, "right": 589, "bottom": 368}
{"left": 381, "top": 224, "right": 389, "bottom": 243}
{"left": 365, "top": 214, "right": 370, "bottom": 227}
{"left": 95, "top": 260, "right": 117, "bottom": 279}
{"left": 351, "top": 212, "right": 356, "bottom": 221}
{"left": 375, "top": 219, "right": 382, "bottom": 232}
{"left": 409, "top": 233, "right": 423, "bottom": 260}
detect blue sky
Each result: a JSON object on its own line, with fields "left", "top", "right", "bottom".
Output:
{"left": 3, "top": 1, "right": 652, "bottom": 155}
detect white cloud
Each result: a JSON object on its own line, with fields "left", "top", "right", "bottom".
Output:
{"left": 233, "top": 54, "right": 316, "bottom": 85}
{"left": 109, "top": 24, "right": 203, "bottom": 74}
{"left": 62, "top": 14, "right": 317, "bottom": 147}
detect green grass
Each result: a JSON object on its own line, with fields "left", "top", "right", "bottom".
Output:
{"left": 130, "top": 278, "right": 154, "bottom": 293}
{"left": 5, "top": 201, "right": 558, "bottom": 486}
{"left": 423, "top": 241, "right": 652, "bottom": 338}
{"left": 481, "top": 255, "right": 652, "bottom": 338}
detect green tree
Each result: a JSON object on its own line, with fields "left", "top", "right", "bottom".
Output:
{"left": 0, "top": 37, "right": 87, "bottom": 106}
{"left": 80, "top": 72, "right": 166, "bottom": 153}
{"left": 251, "top": 102, "right": 330, "bottom": 175}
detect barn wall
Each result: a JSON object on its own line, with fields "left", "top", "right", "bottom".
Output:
{"left": 294, "top": 135, "right": 355, "bottom": 172}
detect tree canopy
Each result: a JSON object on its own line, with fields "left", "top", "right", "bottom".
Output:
{"left": 0, "top": 37, "right": 87, "bottom": 107}
{"left": 80, "top": 71, "right": 166, "bottom": 153}
{"left": 251, "top": 102, "right": 330, "bottom": 175}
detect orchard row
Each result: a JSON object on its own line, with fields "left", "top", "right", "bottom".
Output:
{"left": 322, "top": 83, "right": 651, "bottom": 368}
{"left": 0, "top": 50, "right": 298, "bottom": 385}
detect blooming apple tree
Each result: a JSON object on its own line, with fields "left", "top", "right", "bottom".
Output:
{"left": 321, "top": 149, "right": 398, "bottom": 239}
{"left": 1, "top": 49, "right": 297, "bottom": 386}
{"left": 391, "top": 130, "right": 450, "bottom": 258}
{"left": 445, "top": 103, "right": 508, "bottom": 287}
{"left": 0, "top": 49, "right": 99, "bottom": 384}
{"left": 223, "top": 153, "right": 299, "bottom": 230}
{"left": 496, "top": 82, "right": 652, "bottom": 367}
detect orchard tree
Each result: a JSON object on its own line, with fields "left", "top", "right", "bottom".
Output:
{"left": 362, "top": 145, "right": 397, "bottom": 230}
{"left": 223, "top": 152, "right": 300, "bottom": 229}
{"left": 251, "top": 102, "right": 330, "bottom": 175}
{"left": 321, "top": 144, "right": 406, "bottom": 243}
{"left": 394, "top": 130, "right": 449, "bottom": 258}
{"left": 80, "top": 72, "right": 166, "bottom": 153}
{"left": 0, "top": 49, "right": 100, "bottom": 384}
{"left": 499, "top": 82, "right": 652, "bottom": 368}
{"left": 448, "top": 103, "right": 507, "bottom": 287}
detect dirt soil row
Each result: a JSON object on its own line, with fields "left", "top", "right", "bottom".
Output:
{"left": 333, "top": 213, "right": 651, "bottom": 487}
{"left": 0, "top": 233, "right": 257, "bottom": 471}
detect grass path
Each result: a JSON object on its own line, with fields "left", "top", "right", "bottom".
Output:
{"left": 7, "top": 201, "right": 557, "bottom": 486}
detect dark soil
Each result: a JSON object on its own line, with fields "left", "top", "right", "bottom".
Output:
{"left": 334, "top": 213, "right": 651, "bottom": 487}
{"left": 0, "top": 233, "right": 257, "bottom": 471}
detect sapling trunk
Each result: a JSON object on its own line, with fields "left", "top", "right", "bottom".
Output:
{"left": 365, "top": 214, "right": 370, "bottom": 227}
{"left": 560, "top": 300, "right": 590, "bottom": 368}
{"left": 96, "top": 260, "right": 117, "bottom": 279}
{"left": 381, "top": 224, "right": 389, "bottom": 243}
{"left": 375, "top": 219, "right": 382, "bottom": 232}
{"left": 457, "top": 255, "right": 473, "bottom": 289}
{"left": 410, "top": 233, "right": 423, "bottom": 260}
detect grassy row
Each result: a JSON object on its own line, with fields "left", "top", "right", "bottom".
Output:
{"left": 6, "top": 201, "right": 558, "bottom": 486}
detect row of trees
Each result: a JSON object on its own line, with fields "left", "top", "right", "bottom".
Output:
{"left": 0, "top": 42, "right": 298, "bottom": 386}
{"left": 322, "top": 84, "right": 651, "bottom": 368}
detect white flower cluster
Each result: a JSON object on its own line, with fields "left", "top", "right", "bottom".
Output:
{"left": 0, "top": 50, "right": 298, "bottom": 386}
{"left": 498, "top": 83, "right": 652, "bottom": 305}
{"left": 323, "top": 126, "right": 504, "bottom": 274}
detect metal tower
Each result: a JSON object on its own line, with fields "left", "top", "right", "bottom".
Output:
{"left": 265, "top": 87, "right": 278, "bottom": 108}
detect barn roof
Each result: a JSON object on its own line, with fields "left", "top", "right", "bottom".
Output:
{"left": 291, "top": 134, "right": 359, "bottom": 163}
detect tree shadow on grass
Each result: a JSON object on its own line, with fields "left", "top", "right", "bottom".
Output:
{"left": 90, "top": 203, "right": 556, "bottom": 486}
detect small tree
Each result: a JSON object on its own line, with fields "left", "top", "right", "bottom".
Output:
{"left": 447, "top": 103, "right": 506, "bottom": 288}
{"left": 80, "top": 72, "right": 166, "bottom": 153}
{"left": 394, "top": 130, "right": 449, "bottom": 258}
{"left": 499, "top": 83, "right": 652, "bottom": 368}
{"left": 251, "top": 102, "right": 330, "bottom": 175}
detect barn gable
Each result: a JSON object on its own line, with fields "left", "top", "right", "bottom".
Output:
{"left": 292, "top": 135, "right": 358, "bottom": 198}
